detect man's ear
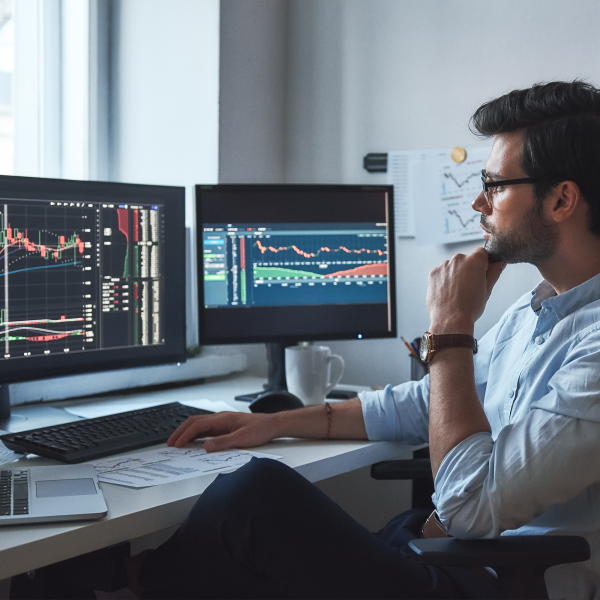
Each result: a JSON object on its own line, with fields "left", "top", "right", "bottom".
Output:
{"left": 548, "top": 180, "right": 581, "bottom": 223}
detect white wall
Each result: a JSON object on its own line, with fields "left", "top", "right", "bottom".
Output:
{"left": 219, "top": 0, "right": 288, "bottom": 183}
{"left": 220, "top": 0, "right": 600, "bottom": 387}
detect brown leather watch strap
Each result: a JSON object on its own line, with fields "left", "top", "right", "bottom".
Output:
{"left": 430, "top": 333, "right": 478, "bottom": 354}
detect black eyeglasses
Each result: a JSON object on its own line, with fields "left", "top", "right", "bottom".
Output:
{"left": 481, "top": 170, "right": 539, "bottom": 206}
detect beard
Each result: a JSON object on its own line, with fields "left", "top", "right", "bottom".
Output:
{"left": 482, "top": 201, "right": 559, "bottom": 266}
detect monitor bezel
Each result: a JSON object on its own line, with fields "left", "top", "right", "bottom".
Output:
{"left": 0, "top": 175, "right": 187, "bottom": 385}
{"left": 196, "top": 183, "right": 396, "bottom": 346}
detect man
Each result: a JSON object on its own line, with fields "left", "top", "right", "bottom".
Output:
{"left": 129, "top": 81, "right": 600, "bottom": 599}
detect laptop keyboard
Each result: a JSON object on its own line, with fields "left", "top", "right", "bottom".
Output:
{"left": 0, "top": 470, "right": 29, "bottom": 516}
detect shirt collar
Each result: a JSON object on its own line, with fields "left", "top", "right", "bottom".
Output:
{"left": 530, "top": 272, "right": 600, "bottom": 318}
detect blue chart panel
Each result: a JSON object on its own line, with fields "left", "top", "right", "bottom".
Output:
{"left": 203, "top": 223, "right": 390, "bottom": 307}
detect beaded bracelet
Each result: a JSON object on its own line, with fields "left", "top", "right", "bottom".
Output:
{"left": 325, "top": 401, "right": 332, "bottom": 441}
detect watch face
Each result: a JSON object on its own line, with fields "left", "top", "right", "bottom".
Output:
{"left": 420, "top": 334, "right": 429, "bottom": 362}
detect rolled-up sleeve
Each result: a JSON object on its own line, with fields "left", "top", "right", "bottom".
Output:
{"left": 358, "top": 315, "right": 505, "bottom": 445}
{"left": 359, "top": 377, "right": 430, "bottom": 445}
{"left": 434, "top": 327, "right": 600, "bottom": 539}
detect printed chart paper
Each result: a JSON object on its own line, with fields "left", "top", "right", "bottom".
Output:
{"left": 412, "top": 146, "right": 491, "bottom": 245}
{"left": 0, "top": 438, "right": 23, "bottom": 466}
{"left": 90, "top": 445, "right": 283, "bottom": 488}
{"left": 387, "top": 149, "right": 447, "bottom": 237}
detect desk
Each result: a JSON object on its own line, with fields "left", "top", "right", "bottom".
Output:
{"left": 0, "top": 374, "right": 412, "bottom": 581}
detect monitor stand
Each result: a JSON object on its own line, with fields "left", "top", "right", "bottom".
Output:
{"left": 235, "top": 342, "right": 296, "bottom": 402}
{"left": 0, "top": 385, "right": 78, "bottom": 433}
{"left": 0, "top": 385, "right": 27, "bottom": 432}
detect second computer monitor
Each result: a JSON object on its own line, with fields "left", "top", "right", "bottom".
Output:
{"left": 196, "top": 184, "right": 396, "bottom": 345}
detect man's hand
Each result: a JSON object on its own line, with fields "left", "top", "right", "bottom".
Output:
{"left": 426, "top": 247, "right": 506, "bottom": 334}
{"left": 168, "top": 412, "right": 279, "bottom": 452}
{"left": 167, "top": 399, "right": 368, "bottom": 453}
{"left": 426, "top": 248, "right": 504, "bottom": 477}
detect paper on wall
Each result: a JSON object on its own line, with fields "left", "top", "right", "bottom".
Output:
{"left": 387, "top": 149, "right": 447, "bottom": 237}
{"left": 412, "top": 146, "right": 491, "bottom": 245}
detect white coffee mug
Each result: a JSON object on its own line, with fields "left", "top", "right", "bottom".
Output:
{"left": 285, "top": 345, "right": 345, "bottom": 406}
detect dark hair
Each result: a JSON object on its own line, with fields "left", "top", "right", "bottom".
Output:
{"left": 470, "top": 81, "right": 600, "bottom": 236}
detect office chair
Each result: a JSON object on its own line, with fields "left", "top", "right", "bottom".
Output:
{"left": 371, "top": 455, "right": 590, "bottom": 599}
{"left": 369, "top": 348, "right": 591, "bottom": 599}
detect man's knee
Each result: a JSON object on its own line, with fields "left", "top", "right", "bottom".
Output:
{"left": 179, "top": 458, "right": 298, "bottom": 541}
{"left": 196, "top": 458, "right": 296, "bottom": 512}
{"left": 222, "top": 457, "right": 299, "bottom": 502}
{"left": 239, "top": 456, "right": 295, "bottom": 483}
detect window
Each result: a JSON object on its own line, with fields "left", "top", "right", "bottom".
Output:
{"left": 0, "top": 0, "right": 12, "bottom": 175}
{"left": 11, "top": 0, "right": 101, "bottom": 180}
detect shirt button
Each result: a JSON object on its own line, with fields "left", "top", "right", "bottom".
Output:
{"left": 509, "top": 390, "right": 514, "bottom": 398}
{"left": 535, "top": 336, "right": 545, "bottom": 345}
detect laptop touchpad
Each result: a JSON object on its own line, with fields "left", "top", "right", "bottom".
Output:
{"left": 36, "top": 478, "right": 97, "bottom": 498}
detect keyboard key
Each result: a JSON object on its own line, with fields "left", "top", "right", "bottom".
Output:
{"left": 13, "top": 485, "right": 27, "bottom": 500}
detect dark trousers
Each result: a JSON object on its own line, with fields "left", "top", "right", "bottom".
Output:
{"left": 138, "top": 458, "right": 503, "bottom": 599}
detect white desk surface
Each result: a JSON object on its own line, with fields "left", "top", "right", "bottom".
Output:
{"left": 0, "top": 374, "right": 411, "bottom": 581}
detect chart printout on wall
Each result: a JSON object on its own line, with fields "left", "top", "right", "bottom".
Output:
{"left": 411, "top": 146, "right": 491, "bottom": 246}
{"left": 387, "top": 147, "right": 491, "bottom": 244}
{"left": 387, "top": 149, "right": 447, "bottom": 237}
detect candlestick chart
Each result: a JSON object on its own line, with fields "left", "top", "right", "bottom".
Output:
{"left": 0, "top": 202, "right": 93, "bottom": 357}
{"left": 0, "top": 199, "right": 166, "bottom": 359}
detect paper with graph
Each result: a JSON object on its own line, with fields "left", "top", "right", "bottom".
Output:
{"left": 90, "top": 445, "right": 282, "bottom": 488}
{"left": 412, "top": 146, "right": 491, "bottom": 245}
{"left": 387, "top": 149, "right": 447, "bottom": 237}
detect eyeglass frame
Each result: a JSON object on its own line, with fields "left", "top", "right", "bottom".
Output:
{"left": 481, "top": 170, "right": 540, "bottom": 206}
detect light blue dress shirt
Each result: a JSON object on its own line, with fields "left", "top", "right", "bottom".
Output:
{"left": 360, "top": 272, "right": 600, "bottom": 599}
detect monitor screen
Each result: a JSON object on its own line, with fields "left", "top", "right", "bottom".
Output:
{"left": 197, "top": 185, "right": 396, "bottom": 345}
{"left": 0, "top": 175, "right": 186, "bottom": 385}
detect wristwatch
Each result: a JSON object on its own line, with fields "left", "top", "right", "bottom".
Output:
{"left": 419, "top": 331, "right": 478, "bottom": 364}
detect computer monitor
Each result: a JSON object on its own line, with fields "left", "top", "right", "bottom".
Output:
{"left": 196, "top": 184, "right": 396, "bottom": 397}
{"left": 0, "top": 175, "right": 187, "bottom": 427}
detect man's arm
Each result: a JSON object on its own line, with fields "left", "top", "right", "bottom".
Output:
{"left": 167, "top": 397, "right": 367, "bottom": 452}
{"left": 426, "top": 247, "right": 505, "bottom": 478}
{"left": 428, "top": 349, "right": 491, "bottom": 478}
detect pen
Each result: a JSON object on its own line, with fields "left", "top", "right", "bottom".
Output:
{"left": 401, "top": 336, "right": 419, "bottom": 358}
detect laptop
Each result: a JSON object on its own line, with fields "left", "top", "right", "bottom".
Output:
{"left": 0, "top": 464, "right": 108, "bottom": 525}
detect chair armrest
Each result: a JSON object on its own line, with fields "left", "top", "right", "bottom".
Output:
{"left": 370, "top": 459, "right": 432, "bottom": 480}
{"left": 408, "top": 536, "right": 590, "bottom": 568}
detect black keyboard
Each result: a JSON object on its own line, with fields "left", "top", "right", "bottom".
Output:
{"left": 0, "top": 403, "right": 213, "bottom": 464}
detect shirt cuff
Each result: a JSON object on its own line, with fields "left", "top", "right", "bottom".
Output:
{"left": 359, "top": 385, "right": 398, "bottom": 441}
{"left": 433, "top": 431, "right": 494, "bottom": 536}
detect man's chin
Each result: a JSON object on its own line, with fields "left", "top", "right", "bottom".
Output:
{"left": 484, "top": 240, "right": 510, "bottom": 264}
{"left": 487, "top": 252, "right": 506, "bottom": 264}
{"left": 485, "top": 241, "right": 523, "bottom": 265}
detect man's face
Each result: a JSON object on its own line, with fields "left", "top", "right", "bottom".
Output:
{"left": 472, "top": 132, "right": 558, "bottom": 265}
